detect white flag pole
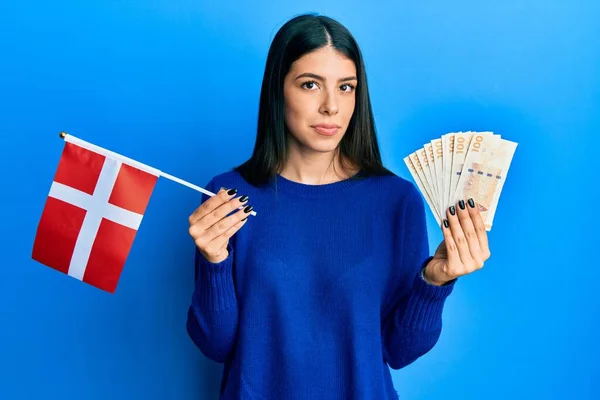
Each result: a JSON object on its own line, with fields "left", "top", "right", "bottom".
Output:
{"left": 58, "top": 132, "right": 257, "bottom": 216}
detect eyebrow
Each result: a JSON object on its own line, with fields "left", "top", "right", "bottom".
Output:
{"left": 294, "top": 72, "right": 357, "bottom": 82}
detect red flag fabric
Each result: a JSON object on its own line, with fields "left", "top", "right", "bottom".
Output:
{"left": 32, "top": 141, "right": 158, "bottom": 293}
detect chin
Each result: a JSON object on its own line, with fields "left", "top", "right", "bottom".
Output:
{"left": 289, "top": 129, "right": 345, "bottom": 152}
{"left": 307, "top": 140, "right": 342, "bottom": 153}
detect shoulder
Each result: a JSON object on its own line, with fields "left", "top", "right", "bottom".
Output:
{"left": 370, "top": 174, "right": 430, "bottom": 236}
{"left": 366, "top": 173, "right": 427, "bottom": 227}
{"left": 203, "top": 170, "right": 248, "bottom": 191}
{"left": 371, "top": 173, "right": 423, "bottom": 206}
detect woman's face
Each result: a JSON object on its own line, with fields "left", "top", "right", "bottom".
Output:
{"left": 283, "top": 46, "right": 357, "bottom": 154}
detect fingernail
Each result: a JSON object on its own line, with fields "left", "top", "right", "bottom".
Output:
{"left": 227, "top": 188, "right": 238, "bottom": 196}
{"left": 239, "top": 195, "right": 249, "bottom": 203}
{"left": 243, "top": 205, "right": 253, "bottom": 213}
{"left": 468, "top": 198, "right": 475, "bottom": 208}
{"left": 443, "top": 219, "right": 449, "bottom": 228}
{"left": 449, "top": 206, "right": 456, "bottom": 216}
{"left": 242, "top": 216, "right": 248, "bottom": 221}
{"left": 458, "top": 200, "right": 465, "bottom": 210}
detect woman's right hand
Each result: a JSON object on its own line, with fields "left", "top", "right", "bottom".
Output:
{"left": 188, "top": 187, "right": 253, "bottom": 263}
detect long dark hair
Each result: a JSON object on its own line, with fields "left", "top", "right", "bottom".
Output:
{"left": 233, "top": 13, "right": 395, "bottom": 186}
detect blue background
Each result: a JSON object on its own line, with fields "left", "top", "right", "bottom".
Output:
{"left": 1, "top": 1, "right": 598, "bottom": 399}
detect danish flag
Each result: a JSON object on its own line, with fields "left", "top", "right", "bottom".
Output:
{"left": 32, "top": 139, "right": 158, "bottom": 293}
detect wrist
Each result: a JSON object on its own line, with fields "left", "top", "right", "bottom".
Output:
{"left": 421, "top": 265, "right": 452, "bottom": 287}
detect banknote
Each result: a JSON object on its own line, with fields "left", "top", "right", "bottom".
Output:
{"left": 441, "top": 133, "right": 454, "bottom": 213}
{"left": 415, "top": 146, "right": 436, "bottom": 207}
{"left": 404, "top": 131, "right": 517, "bottom": 230}
{"left": 424, "top": 142, "right": 439, "bottom": 211}
{"left": 404, "top": 156, "right": 442, "bottom": 225}
{"left": 453, "top": 133, "right": 517, "bottom": 230}
{"left": 409, "top": 151, "right": 436, "bottom": 209}
{"left": 430, "top": 138, "right": 444, "bottom": 216}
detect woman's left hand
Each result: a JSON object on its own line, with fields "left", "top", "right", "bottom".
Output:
{"left": 423, "top": 198, "right": 492, "bottom": 286}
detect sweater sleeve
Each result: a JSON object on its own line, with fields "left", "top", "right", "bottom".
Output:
{"left": 381, "top": 183, "right": 457, "bottom": 370}
{"left": 186, "top": 179, "right": 239, "bottom": 363}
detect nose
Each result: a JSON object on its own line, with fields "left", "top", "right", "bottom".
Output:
{"left": 319, "top": 89, "right": 339, "bottom": 116}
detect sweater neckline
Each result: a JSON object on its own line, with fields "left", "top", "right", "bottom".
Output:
{"left": 274, "top": 169, "right": 369, "bottom": 198}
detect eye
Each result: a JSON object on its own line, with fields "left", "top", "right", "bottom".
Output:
{"left": 301, "top": 80, "right": 319, "bottom": 90}
{"left": 340, "top": 83, "right": 355, "bottom": 93}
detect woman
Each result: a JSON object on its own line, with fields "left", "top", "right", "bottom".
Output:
{"left": 186, "top": 13, "right": 490, "bottom": 399}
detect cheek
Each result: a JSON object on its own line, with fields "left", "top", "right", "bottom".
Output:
{"left": 284, "top": 103, "right": 298, "bottom": 130}
{"left": 285, "top": 96, "right": 311, "bottom": 126}
{"left": 342, "top": 97, "right": 356, "bottom": 121}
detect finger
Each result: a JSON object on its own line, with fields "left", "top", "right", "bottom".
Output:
{"left": 446, "top": 204, "right": 474, "bottom": 269}
{"left": 466, "top": 197, "right": 491, "bottom": 260}
{"left": 197, "top": 204, "right": 254, "bottom": 245}
{"left": 189, "top": 187, "right": 230, "bottom": 225}
{"left": 190, "top": 188, "right": 248, "bottom": 227}
{"left": 441, "top": 219, "right": 462, "bottom": 272}
{"left": 456, "top": 199, "right": 483, "bottom": 268}
{"left": 205, "top": 215, "right": 250, "bottom": 253}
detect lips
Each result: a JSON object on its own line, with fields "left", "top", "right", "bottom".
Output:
{"left": 312, "top": 124, "right": 340, "bottom": 136}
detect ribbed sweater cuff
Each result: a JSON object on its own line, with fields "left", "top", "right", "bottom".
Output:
{"left": 194, "top": 244, "right": 237, "bottom": 312}
{"left": 400, "top": 262, "right": 456, "bottom": 332}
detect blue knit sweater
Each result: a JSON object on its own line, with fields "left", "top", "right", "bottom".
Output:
{"left": 186, "top": 169, "right": 457, "bottom": 399}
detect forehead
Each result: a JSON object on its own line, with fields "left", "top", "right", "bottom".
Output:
{"left": 290, "top": 46, "right": 356, "bottom": 76}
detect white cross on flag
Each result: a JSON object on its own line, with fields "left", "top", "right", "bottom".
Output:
{"left": 32, "top": 138, "right": 158, "bottom": 293}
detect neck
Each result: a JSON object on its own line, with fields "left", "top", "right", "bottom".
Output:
{"left": 279, "top": 147, "right": 358, "bottom": 185}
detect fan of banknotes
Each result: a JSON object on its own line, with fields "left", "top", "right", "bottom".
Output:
{"left": 404, "top": 131, "right": 518, "bottom": 231}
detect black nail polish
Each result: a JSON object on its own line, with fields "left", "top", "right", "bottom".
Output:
{"left": 227, "top": 188, "right": 237, "bottom": 196}
{"left": 239, "top": 195, "right": 249, "bottom": 202}
{"left": 449, "top": 206, "right": 456, "bottom": 216}
{"left": 443, "top": 219, "right": 449, "bottom": 228}
{"left": 243, "top": 205, "right": 253, "bottom": 213}
{"left": 468, "top": 198, "right": 475, "bottom": 208}
{"left": 458, "top": 200, "right": 465, "bottom": 210}
{"left": 242, "top": 216, "right": 248, "bottom": 221}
